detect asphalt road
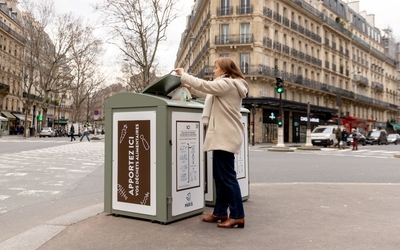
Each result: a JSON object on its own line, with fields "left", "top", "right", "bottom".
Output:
{"left": 1, "top": 138, "right": 399, "bottom": 249}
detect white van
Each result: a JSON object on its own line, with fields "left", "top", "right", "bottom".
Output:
{"left": 311, "top": 125, "right": 339, "bottom": 147}
{"left": 66, "top": 123, "right": 83, "bottom": 137}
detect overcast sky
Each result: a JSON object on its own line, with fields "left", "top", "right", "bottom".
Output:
{"left": 51, "top": 0, "right": 399, "bottom": 80}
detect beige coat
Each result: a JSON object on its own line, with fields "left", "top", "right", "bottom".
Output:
{"left": 180, "top": 73, "right": 249, "bottom": 154}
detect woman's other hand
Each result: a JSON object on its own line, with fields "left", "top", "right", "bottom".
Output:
{"left": 174, "top": 68, "right": 185, "bottom": 76}
{"left": 181, "top": 83, "right": 191, "bottom": 90}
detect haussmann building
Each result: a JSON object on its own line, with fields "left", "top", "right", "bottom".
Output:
{"left": 174, "top": 0, "right": 400, "bottom": 144}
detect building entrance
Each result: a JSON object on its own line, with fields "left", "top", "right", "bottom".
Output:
{"left": 263, "top": 123, "right": 277, "bottom": 143}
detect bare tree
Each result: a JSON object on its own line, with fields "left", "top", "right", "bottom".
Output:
{"left": 68, "top": 25, "right": 105, "bottom": 123}
{"left": 20, "top": 0, "right": 97, "bottom": 129}
{"left": 94, "top": 0, "right": 180, "bottom": 91}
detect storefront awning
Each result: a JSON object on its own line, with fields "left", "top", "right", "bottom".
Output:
{"left": 54, "top": 119, "right": 68, "bottom": 125}
{"left": 12, "top": 113, "right": 31, "bottom": 122}
{"left": 0, "top": 116, "right": 7, "bottom": 121}
{"left": 1, "top": 111, "right": 16, "bottom": 120}
{"left": 389, "top": 123, "right": 400, "bottom": 131}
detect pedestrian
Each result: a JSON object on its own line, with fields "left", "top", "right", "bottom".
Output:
{"left": 335, "top": 126, "right": 342, "bottom": 149}
{"left": 80, "top": 124, "right": 90, "bottom": 142}
{"left": 341, "top": 127, "right": 349, "bottom": 149}
{"left": 70, "top": 123, "right": 76, "bottom": 141}
{"left": 20, "top": 125, "right": 24, "bottom": 136}
{"left": 175, "top": 57, "right": 249, "bottom": 229}
{"left": 351, "top": 128, "right": 358, "bottom": 150}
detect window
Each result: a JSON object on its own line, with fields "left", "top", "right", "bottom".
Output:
{"left": 240, "top": 23, "right": 250, "bottom": 43}
{"left": 221, "top": 24, "right": 229, "bottom": 44}
{"left": 221, "top": 0, "right": 230, "bottom": 15}
{"left": 263, "top": 55, "right": 269, "bottom": 66}
{"left": 240, "top": 0, "right": 250, "bottom": 14}
{"left": 240, "top": 54, "right": 249, "bottom": 74}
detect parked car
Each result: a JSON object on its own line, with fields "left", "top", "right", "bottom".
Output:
{"left": 311, "top": 125, "right": 339, "bottom": 147}
{"left": 387, "top": 133, "right": 400, "bottom": 145}
{"left": 347, "top": 132, "right": 366, "bottom": 146}
{"left": 39, "top": 127, "right": 55, "bottom": 138}
{"left": 365, "top": 130, "right": 388, "bottom": 145}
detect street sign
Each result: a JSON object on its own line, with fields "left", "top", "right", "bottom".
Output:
{"left": 94, "top": 110, "right": 100, "bottom": 116}
{"left": 94, "top": 115, "right": 99, "bottom": 120}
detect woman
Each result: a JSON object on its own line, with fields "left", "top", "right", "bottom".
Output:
{"left": 80, "top": 124, "right": 91, "bottom": 142}
{"left": 175, "top": 57, "right": 249, "bottom": 228}
{"left": 351, "top": 128, "right": 358, "bottom": 150}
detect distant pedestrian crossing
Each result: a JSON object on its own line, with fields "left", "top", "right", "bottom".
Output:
{"left": 294, "top": 148, "right": 399, "bottom": 159}
{"left": 250, "top": 146, "right": 400, "bottom": 159}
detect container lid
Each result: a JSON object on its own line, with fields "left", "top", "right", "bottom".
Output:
{"left": 142, "top": 71, "right": 181, "bottom": 96}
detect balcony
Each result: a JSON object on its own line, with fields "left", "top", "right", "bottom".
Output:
{"left": 263, "top": 7, "right": 272, "bottom": 18}
{"left": 282, "top": 45, "right": 290, "bottom": 54}
{"left": 273, "top": 12, "right": 282, "bottom": 23}
{"left": 353, "top": 75, "right": 369, "bottom": 87}
{"left": 215, "top": 34, "right": 254, "bottom": 45}
{"left": 290, "top": 21, "right": 298, "bottom": 31}
{"left": 217, "top": 6, "right": 233, "bottom": 16}
{"left": 325, "top": 38, "right": 330, "bottom": 46}
{"left": 372, "top": 82, "right": 384, "bottom": 91}
{"left": 199, "top": 63, "right": 397, "bottom": 110}
{"left": 298, "top": 25, "right": 304, "bottom": 34}
{"left": 0, "top": 82, "right": 9, "bottom": 95}
{"left": 236, "top": 4, "right": 253, "bottom": 15}
{"left": 273, "top": 41, "right": 281, "bottom": 52}
{"left": 22, "top": 92, "right": 43, "bottom": 102}
{"left": 263, "top": 37, "right": 272, "bottom": 48}
{"left": 282, "top": 17, "right": 290, "bottom": 27}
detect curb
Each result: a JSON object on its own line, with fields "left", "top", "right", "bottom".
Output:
{"left": 0, "top": 203, "right": 103, "bottom": 250}
{"left": 267, "top": 147, "right": 295, "bottom": 152}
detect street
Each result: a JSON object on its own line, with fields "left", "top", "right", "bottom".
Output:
{"left": 0, "top": 138, "right": 400, "bottom": 249}
{"left": 0, "top": 137, "right": 105, "bottom": 243}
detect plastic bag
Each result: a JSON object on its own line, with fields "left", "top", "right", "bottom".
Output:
{"left": 170, "top": 87, "right": 192, "bottom": 101}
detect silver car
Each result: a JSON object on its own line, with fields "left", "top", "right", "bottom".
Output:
{"left": 387, "top": 134, "right": 400, "bottom": 145}
{"left": 39, "top": 127, "right": 55, "bottom": 137}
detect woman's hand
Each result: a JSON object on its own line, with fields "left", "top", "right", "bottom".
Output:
{"left": 181, "top": 83, "right": 191, "bottom": 90}
{"left": 174, "top": 68, "right": 185, "bottom": 76}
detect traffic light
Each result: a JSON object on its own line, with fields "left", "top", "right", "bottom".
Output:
{"left": 275, "top": 77, "right": 284, "bottom": 93}
{"left": 277, "top": 116, "right": 282, "bottom": 127}
{"left": 38, "top": 115, "right": 42, "bottom": 121}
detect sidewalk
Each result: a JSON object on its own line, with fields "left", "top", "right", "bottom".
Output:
{"left": 1, "top": 183, "right": 398, "bottom": 250}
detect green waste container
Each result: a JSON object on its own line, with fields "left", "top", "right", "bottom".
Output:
{"left": 104, "top": 73, "right": 205, "bottom": 224}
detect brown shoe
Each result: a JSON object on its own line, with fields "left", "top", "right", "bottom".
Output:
{"left": 217, "top": 218, "right": 245, "bottom": 228}
{"left": 202, "top": 214, "right": 228, "bottom": 223}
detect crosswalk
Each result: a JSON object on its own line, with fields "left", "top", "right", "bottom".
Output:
{"left": 0, "top": 139, "right": 66, "bottom": 143}
{"left": 0, "top": 141, "right": 104, "bottom": 214}
{"left": 293, "top": 148, "right": 398, "bottom": 159}
{"left": 250, "top": 146, "right": 400, "bottom": 159}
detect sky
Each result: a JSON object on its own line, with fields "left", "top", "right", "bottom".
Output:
{"left": 51, "top": 0, "right": 399, "bottom": 81}
{"left": 53, "top": 0, "right": 194, "bottom": 80}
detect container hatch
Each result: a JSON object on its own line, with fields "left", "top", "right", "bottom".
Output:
{"left": 142, "top": 72, "right": 181, "bottom": 96}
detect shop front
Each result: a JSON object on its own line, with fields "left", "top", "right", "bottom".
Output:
{"left": 244, "top": 97, "right": 337, "bottom": 144}
{"left": 292, "top": 112, "right": 330, "bottom": 143}
{"left": 262, "top": 109, "right": 279, "bottom": 143}
{"left": 1, "top": 111, "right": 16, "bottom": 135}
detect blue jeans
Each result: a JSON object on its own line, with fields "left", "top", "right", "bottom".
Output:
{"left": 80, "top": 132, "right": 90, "bottom": 142}
{"left": 212, "top": 150, "right": 245, "bottom": 219}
